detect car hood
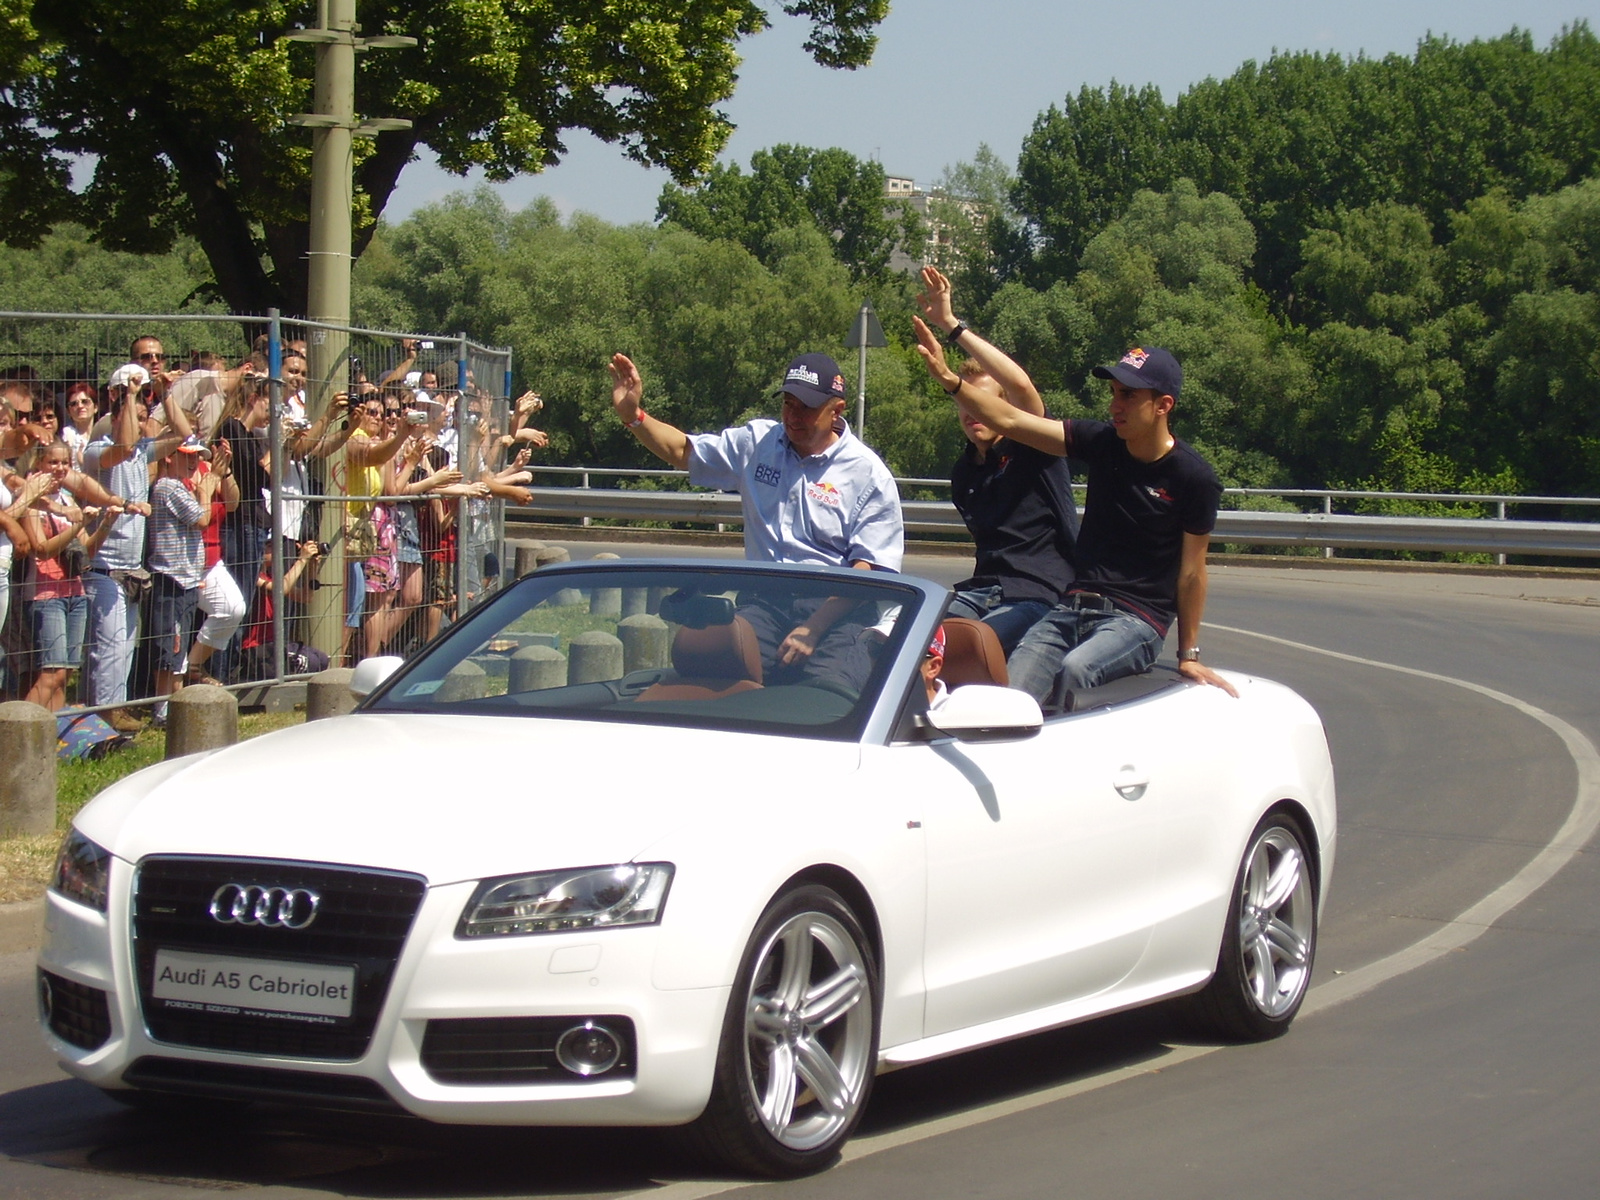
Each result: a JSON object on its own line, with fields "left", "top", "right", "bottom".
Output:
{"left": 83, "top": 714, "right": 863, "bottom": 886}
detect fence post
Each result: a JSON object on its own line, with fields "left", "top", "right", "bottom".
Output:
{"left": 1323, "top": 494, "right": 1335, "bottom": 559}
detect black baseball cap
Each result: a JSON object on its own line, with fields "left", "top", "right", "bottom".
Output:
{"left": 775, "top": 353, "right": 848, "bottom": 408}
{"left": 1092, "top": 346, "right": 1182, "bottom": 400}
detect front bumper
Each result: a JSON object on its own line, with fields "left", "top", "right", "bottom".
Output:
{"left": 37, "top": 870, "right": 729, "bottom": 1128}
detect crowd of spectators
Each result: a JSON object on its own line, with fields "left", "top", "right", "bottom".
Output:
{"left": 0, "top": 334, "right": 541, "bottom": 731}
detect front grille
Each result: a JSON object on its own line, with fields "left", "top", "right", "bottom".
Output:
{"left": 133, "top": 857, "right": 426, "bottom": 1060}
{"left": 39, "top": 969, "right": 112, "bottom": 1050}
{"left": 421, "top": 1016, "right": 637, "bottom": 1084}
{"left": 124, "top": 1055, "right": 405, "bottom": 1113}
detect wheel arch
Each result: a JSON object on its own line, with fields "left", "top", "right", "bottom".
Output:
{"left": 774, "top": 864, "right": 884, "bottom": 982}
{"left": 1260, "top": 797, "right": 1324, "bottom": 900}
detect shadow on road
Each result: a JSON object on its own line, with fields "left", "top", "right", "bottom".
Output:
{"left": 0, "top": 1008, "right": 1193, "bottom": 1196}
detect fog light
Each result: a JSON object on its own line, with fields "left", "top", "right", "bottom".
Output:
{"left": 555, "top": 1022, "right": 622, "bottom": 1076}
{"left": 38, "top": 972, "right": 54, "bottom": 1023}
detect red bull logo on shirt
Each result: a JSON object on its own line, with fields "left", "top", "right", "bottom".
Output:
{"left": 807, "top": 480, "right": 843, "bottom": 507}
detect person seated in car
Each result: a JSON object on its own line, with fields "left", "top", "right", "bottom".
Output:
{"left": 922, "top": 624, "right": 950, "bottom": 710}
{"left": 913, "top": 323, "right": 1236, "bottom": 705}
{"left": 914, "top": 267, "right": 1079, "bottom": 654}
{"left": 608, "top": 350, "right": 902, "bottom": 694}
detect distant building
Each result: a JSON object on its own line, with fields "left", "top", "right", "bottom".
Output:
{"left": 883, "top": 177, "right": 985, "bottom": 275}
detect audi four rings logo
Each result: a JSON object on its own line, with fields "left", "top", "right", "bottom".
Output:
{"left": 208, "top": 884, "right": 321, "bottom": 929}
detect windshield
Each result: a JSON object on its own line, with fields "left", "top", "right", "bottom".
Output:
{"left": 365, "top": 563, "right": 926, "bottom": 741}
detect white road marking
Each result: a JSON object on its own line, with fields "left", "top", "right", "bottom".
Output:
{"left": 1207, "top": 623, "right": 1600, "bottom": 1017}
{"left": 598, "top": 625, "right": 1600, "bottom": 1200}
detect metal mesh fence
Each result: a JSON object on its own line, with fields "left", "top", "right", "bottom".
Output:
{"left": 0, "top": 311, "right": 510, "bottom": 723}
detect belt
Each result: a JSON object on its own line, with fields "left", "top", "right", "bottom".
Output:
{"left": 1064, "top": 591, "right": 1116, "bottom": 612}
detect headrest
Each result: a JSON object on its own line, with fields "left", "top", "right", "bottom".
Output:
{"left": 671, "top": 615, "right": 763, "bottom": 684}
{"left": 939, "top": 617, "right": 1008, "bottom": 688}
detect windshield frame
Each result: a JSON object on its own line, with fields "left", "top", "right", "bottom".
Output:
{"left": 359, "top": 558, "right": 949, "bottom": 745}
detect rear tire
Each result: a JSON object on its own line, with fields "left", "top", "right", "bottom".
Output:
{"left": 1189, "top": 810, "right": 1318, "bottom": 1041}
{"left": 685, "top": 884, "right": 879, "bottom": 1177}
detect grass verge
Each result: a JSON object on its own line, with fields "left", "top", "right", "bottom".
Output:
{"left": 0, "top": 710, "right": 303, "bottom": 905}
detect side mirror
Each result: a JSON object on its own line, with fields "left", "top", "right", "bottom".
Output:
{"left": 349, "top": 655, "right": 405, "bottom": 699}
{"left": 921, "top": 685, "right": 1043, "bottom": 742}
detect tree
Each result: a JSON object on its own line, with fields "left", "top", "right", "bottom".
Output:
{"left": 924, "top": 144, "right": 1029, "bottom": 311}
{"left": 1012, "top": 81, "right": 1169, "bottom": 283}
{"left": 656, "top": 143, "right": 916, "bottom": 284}
{"left": 0, "top": 0, "right": 888, "bottom": 314}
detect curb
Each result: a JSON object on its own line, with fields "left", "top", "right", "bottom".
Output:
{"left": 0, "top": 898, "right": 42, "bottom": 956}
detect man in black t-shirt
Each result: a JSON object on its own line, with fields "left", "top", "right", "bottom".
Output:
{"left": 913, "top": 326, "right": 1237, "bottom": 706}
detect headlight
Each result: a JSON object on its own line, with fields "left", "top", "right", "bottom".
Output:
{"left": 51, "top": 829, "right": 111, "bottom": 913}
{"left": 458, "top": 863, "right": 673, "bottom": 938}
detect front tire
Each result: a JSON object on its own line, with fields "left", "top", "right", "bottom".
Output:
{"left": 687, "top": 884, "right": 879, "bottom": 1177}
{"left": 1190, "top": 810, "right": 1318, "bottom": 1041}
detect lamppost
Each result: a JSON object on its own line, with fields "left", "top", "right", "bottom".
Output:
{"left": 846, "top": 299, "right": 887, "bottom": 436}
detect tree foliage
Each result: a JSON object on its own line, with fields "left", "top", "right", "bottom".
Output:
{"left": 0, "top": 0, "right": 888, "bottom": 314}
{"left": 656, "top": 144, "right": 918, "bottom": 284}
{"left": 1014, "top": 25, "right": 1600, "bottom": 301}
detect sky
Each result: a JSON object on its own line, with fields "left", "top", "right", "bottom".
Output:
{"left": 383, "top": 1, "right": 1600, "bottom": 227}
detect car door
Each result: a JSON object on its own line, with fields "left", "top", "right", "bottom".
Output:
{"left": 907, "top": 699, "right": 1183, "bottom": 1038}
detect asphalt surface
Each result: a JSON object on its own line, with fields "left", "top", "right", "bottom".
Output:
{"left": 2, "top": 556, "right": 1597, "bottom": 1198}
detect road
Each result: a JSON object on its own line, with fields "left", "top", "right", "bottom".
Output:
{"left": 2, "top": 556, "right": 1597, "bottom": 1197}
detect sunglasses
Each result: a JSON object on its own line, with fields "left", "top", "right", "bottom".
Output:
{"left": 137, "top": 351, "right": 166, "bottom": 362}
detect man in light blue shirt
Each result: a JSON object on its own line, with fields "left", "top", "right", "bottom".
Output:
{"left": 81, "top": 365, "right": 192, "bottom": 728}
{"left": 608, "top": 351, "right": 903, "bottom": 691}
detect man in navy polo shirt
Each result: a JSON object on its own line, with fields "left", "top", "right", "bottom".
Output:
{"left": 915, "top": 327, "right": 1237, "bottom": 707}
{"left": 608, "top": 350, "right": 902, "bottom": 690}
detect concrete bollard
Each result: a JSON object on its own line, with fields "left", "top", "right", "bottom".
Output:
{"left": 534, "top": 546, "right": 570, "bottom": 569}
{"left": 588, "top": 552, "right": 622, "bottom": 616}
{"left": 568, "top": 631, "right": 624, "bottom": 684}
{"left": 306, "top": 668, "right": 357, "bottom": 720}
{"left": 617, "top": 614, "right": 670, "bottom": 674}
{"left": 509, "top": 644, "right": 566, "bottom": 692}
{"left": 165, "top": 686, "right": 239, "bottom": 760}
{"left": 437, "top": 660, "right": 489, "bottom": 703}
{"left": 0, "top": 701, "right": 56, "bottom": 836}
{"left": 514, "top": 543, "right": 544, "bottom": 578}
{"left": 621, "top": 587, "right": 649, "bottom": 617}
{"left": 646, "top": 586, "right": 672, "bottom": 615}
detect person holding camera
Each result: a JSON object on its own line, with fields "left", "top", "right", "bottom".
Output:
{"left": 237, "top": 538, "right": 330, "bottom": 680}
{"left": 147, "top": 438, "right": 222, "bottom": 725}
{"left": 181, "top": 438, "right": 243, "bottom": 688}
{"left": 81, "top": 363, "right": 194, "bottom": 730}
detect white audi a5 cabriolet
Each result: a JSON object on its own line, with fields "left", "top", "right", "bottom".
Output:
{"left": 38, "top": 558, "right": 1335, "bottom": 1177}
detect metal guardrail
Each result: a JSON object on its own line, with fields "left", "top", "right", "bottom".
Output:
{"left": 507, "top": 486, "right": 1600, "bottom": 560}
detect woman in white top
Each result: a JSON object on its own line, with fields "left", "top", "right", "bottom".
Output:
{"left": 60, "top": 381, "right": 100, "bottom": 469}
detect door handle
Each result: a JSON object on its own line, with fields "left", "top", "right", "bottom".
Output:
{"left": 1113, "top": 764, "right": 1148, "bottom": 800}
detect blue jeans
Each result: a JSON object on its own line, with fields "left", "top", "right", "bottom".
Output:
{"left": 32, "top": 594, "right": 88, "bottom": 670}
{"left": 83, "top": 569, "right": 139, "bottom": 707}
{"left": 1006, "top": 604, "right": 1163, "bottom": 709}
{"left": 947, "top": 586, "right": 1052, "bottom": 655}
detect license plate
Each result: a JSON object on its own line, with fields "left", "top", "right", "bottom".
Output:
{"left": 152, "top": 949, "right": 356, "bottom": 1020}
